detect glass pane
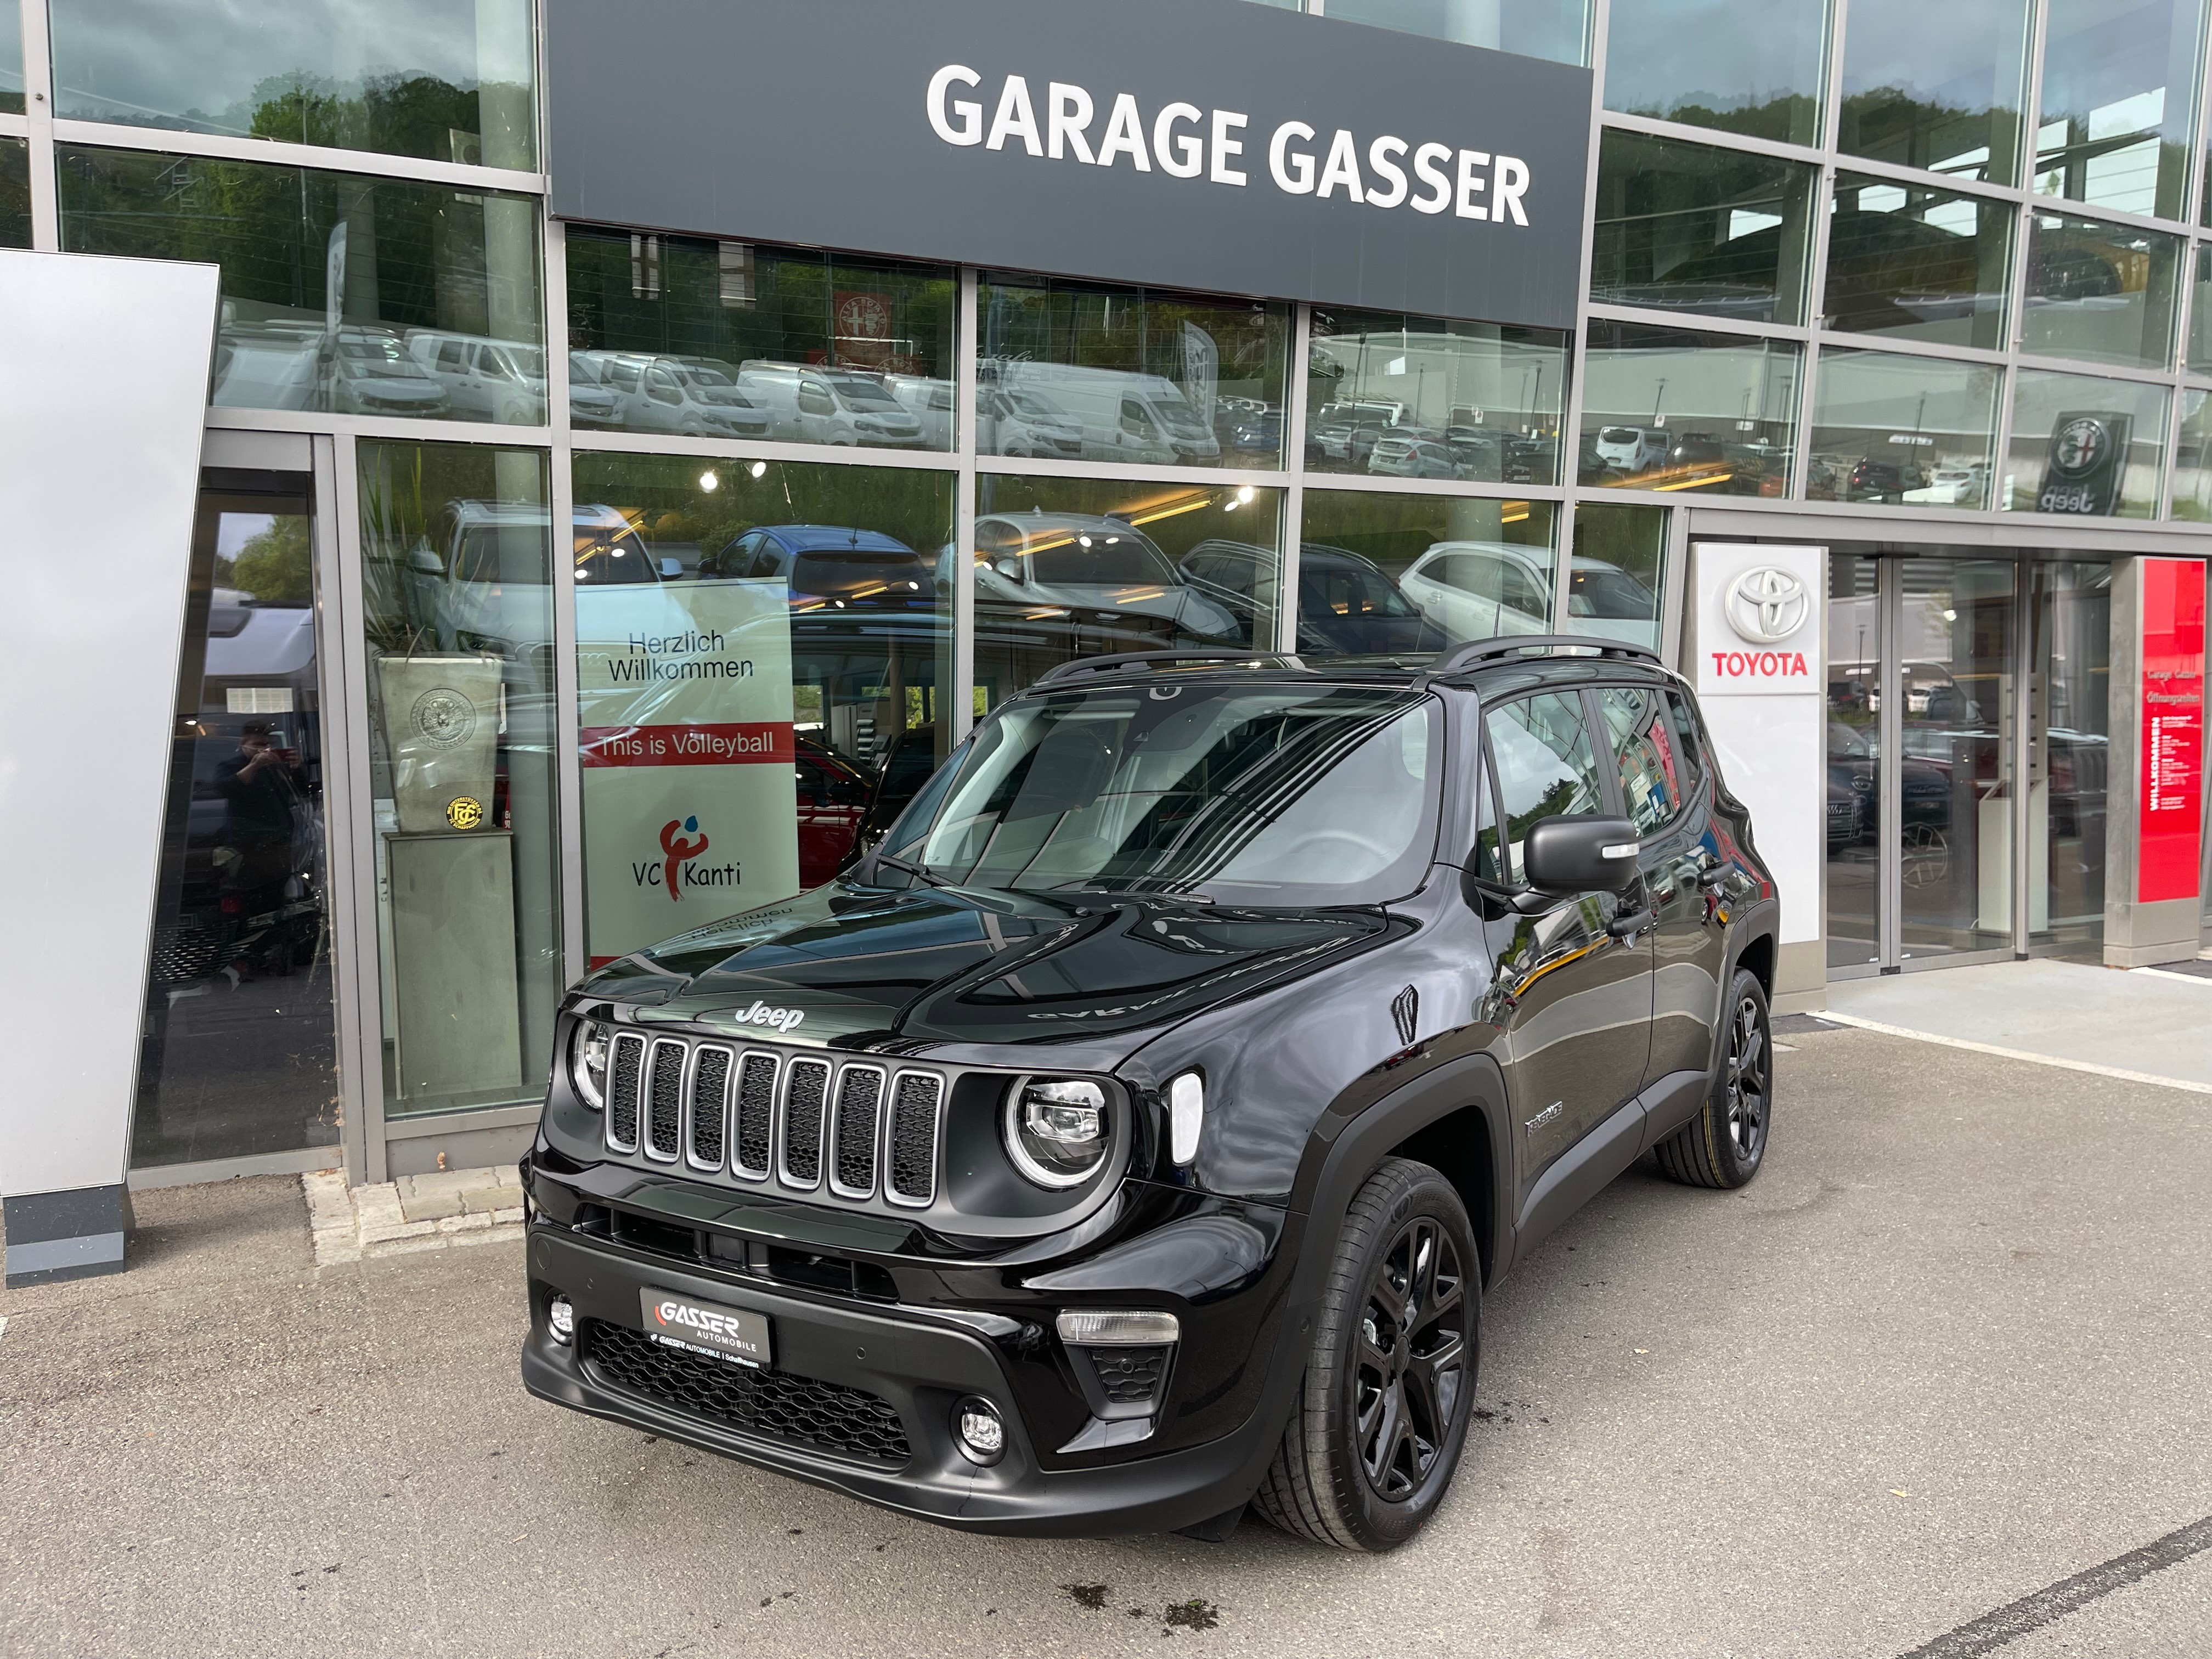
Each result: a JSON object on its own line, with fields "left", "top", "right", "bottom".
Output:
{"left": 1838, "top": 0, "right": 2029, "bottom": 184}
{"left": 1295, "top": 488, "right": 1558, "bottom": 656}
{"left": 58, "top": 145, "right": 545, "bottom": 424}
{"left": 2173, "top": 387, "right": 2212, "bottom": 518}
{"left": 1322, "top": 0, "right": 1588, "bottom": 64}
{"left": 0, "top": 137, "right": 28, "bottom": 248}
{"left": 0, "top": 0, "right": 20, "bottom": 114}
{"left": 571, "top": 454, "right": 954, "bottom": 965}
{"left": 1567, "top": 503, "right": 1666, "bottom": 650}
{"left": 1579, "top": 321, "right": 1801, "bottom": 495}
{"left": 2032, "top": 561, "right": 2112, "bottom": 946}
{"left": 50, "top": 0, "right": 534, "bottom": 167}
{"left": 1304, "top": 308, "right": 1566, "bottom": 484}
{"left": 1603, "top": 0, "right": 1827, "bottom": 146}
{"left": 1487, "top": 693, "right": 1609, "bottom": 884}
{"left": 2004, "top": 368, "right": 2168, "bottom": 515}
{"left": 1590, "top": 131, "right": 1819, "bottom": 325}
{"left": 2021, "top": 209, "right": 2180, "bottom": 369}
{"left": 2036, "top": 0, "right": 2200, "bottom": 222}
{"left": 1823, "top": 172, "right": 2013, "bottom": 349}
{"left": 2188, "top": 245, "right": 2212, "bottom": 374}
{"left": 565, "top": 228, "right": 956, "bottom": 453}
{"left": 979, "top": 273, "right": 1289, "bottom": 469}
{"left": 973, "top": 476, "right": 1283, "bottom": 708}
{"left": 1897, "top": 559, "right": 2016, "bottom": 961}
{"left": 134, "top": 477, "right": 340, "bottom": 1167}
{"left": 1806, "top": 348, "right": 2000, "bottom": 509}
{"left": 1825, "top": 555, "right": 1881, "bottom": 969}
{"left": 1598, "top": 685, "right": 1688, "bottom": 834}
{"left": 358, "top": 442, "right": 560, "bottom": 1117}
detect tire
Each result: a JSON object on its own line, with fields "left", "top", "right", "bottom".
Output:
{"left": 1652, "top": 967, "right": 1772, "bottom": 1189}
{"left": 1253, "top": 1157, "right": 1478, "bottom": 1551}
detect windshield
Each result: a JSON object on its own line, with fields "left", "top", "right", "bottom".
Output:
{"left": 828, "top": 374, "right": 902, "bottom": 409}
{"left": 509, "top": 347, "right": 545, "bottom": 378}
{"left": 1153, "top": 389, "right": 1210, "bottom": 436}
{"left": 888, "top": 684, "right": 1442, "bottom": 905}
{"left": 682, "top": 363, "right": 735, "bottom": 386}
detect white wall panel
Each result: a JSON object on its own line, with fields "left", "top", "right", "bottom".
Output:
{"left": 0, "top": 250, "right": 219, "bottom": 1200}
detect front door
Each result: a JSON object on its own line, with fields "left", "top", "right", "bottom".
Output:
{"left": 1482, "top": 691, "right": 1656, "bottom": 1212}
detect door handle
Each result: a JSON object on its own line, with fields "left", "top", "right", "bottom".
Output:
{"left": 1608, "top": 904, "right": 1657, "bottom": 940}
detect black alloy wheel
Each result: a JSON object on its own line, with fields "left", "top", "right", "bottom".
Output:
{"left": 1353, "top": 1216, "right": 1468, "bottom": 1503}
{"left": 1653, "top": 964, "right": 1773, "bottom": 1189}
{"left": 1254, "top": 1158, "right": 1479, "bottom": 1550}
{"left": 1722, "top": 988, "right": 1769, "bottom": 1166}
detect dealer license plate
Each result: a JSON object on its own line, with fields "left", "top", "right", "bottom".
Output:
{"left": 639, "top": 1287, "right": 772, "bottom": 1369}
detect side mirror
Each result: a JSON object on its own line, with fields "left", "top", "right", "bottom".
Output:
{"left": 1521, "top": 815, "right": 1641, "bottom": 895}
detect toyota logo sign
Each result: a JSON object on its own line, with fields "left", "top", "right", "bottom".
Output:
{"left": 1726, "top": 566, "right": 1810, "bottom": 645}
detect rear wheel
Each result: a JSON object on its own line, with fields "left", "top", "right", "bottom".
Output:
{"left": 1253, "top": 1158, "right": 1477, "bottom": 1551}
{"left": 1652, "top": 967, "right": 1771, "bottom": 1189}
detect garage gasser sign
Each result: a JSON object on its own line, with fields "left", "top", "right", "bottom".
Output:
{"left": 577, "top": 579, "right": 799, "bottom": 966}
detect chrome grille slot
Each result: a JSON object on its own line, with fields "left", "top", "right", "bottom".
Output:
{"left": 687, "top": 1045, "right": 732, "bottom": 1171}
{"left": 606, "top": 1031, "right": 647, "bottom": 1153}
{"left": 645, "top": 1039, "right": 686, "bottom": 1161}
{"left": 732, "top": 1053, "right": 778, "bottom": 1180}
{"left": 781, "top": 1057, "right": 832, "bottom": 1188}
{"left": 830, "top": 1065, "right": 886, "bottom": 1199}
{"left": 885, "top": 1071, "right": 943, "bottom": 1206}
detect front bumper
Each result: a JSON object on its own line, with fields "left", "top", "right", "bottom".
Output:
{"left": 521, "top": 1222, "right": 1295, "bottom": 1537}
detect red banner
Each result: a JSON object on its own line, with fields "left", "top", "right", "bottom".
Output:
{"left": 2138, "top": 559, "right": 2205, "bottom": 905}
{"left": 579, "top": 723, "right": 795, "bottom": 769}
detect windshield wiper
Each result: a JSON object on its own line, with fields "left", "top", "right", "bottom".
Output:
{"left": 871, "top": 850, "right": 950, "bottom": 889}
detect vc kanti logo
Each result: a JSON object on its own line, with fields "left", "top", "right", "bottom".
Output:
{"left": 633, "top": 814, "right": 739, "bottom": 902}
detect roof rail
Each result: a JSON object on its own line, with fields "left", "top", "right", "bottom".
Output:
{"left": 1423, "top": 635, "right": 1663, "bottom": 678}
{"left": 1031, "top": 649, "right": 1297, "bottom": 686}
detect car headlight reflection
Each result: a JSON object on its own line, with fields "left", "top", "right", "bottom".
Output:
{"left": 1006, "top": 1078, "right": 1109, "bottom": 1188}
{"left": 571, "top": 1019, "right": 611, "bottom": 1109}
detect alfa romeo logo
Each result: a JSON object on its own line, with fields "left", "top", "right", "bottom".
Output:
{"left": 409, "top": 687, "right": 477, "bottom": 749}
{"left": 1726, "top": 566, "right": 1809, "bottom": 645}
{"left": 2051, "top": 416, "right": 2107, "bottom": 478}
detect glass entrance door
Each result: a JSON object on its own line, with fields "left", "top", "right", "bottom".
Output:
{"left": 1825, "top": 555, "right": 2021, "bottom": 974}
{"left": 133, "top": 469, "right": 341, "bottom": 1168}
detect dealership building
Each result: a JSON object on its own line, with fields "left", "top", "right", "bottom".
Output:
{"left": 1, "top": 0, "right": 2205, "bottom": 1283}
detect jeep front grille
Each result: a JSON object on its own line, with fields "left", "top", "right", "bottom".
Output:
{"left": 732, "top": 1053, "right": 777, "bottom": 1180}
{"left": 645, "top": 1039, "right": 685, "bottom": 1161}
{"left": 688, "top": 1046, "right": 731, "bottom": 1170}
{"left": 603, "top": 1034, "right": 951, "bottom": 1215}
{"left": 583, "top": 1319, "right": 911, "bottom": 1465}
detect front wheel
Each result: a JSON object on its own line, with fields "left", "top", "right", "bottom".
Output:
{"left": 1252, "top": 1158, "right": 1477, "bottom": 1551}
{"left": 1652, "top": 966, "right": 1771, "bottom": 1188}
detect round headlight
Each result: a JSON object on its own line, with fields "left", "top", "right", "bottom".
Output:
{"left": 571, "top": 1019, "right": 611, "bottom": 1110}
{"left": 1006, "top": 1078, "right": 1109, "bottom": 1188}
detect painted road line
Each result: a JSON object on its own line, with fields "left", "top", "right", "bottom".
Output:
{"left": 1818, "top": 1012, "right": 2212, "bottom": 1097}
{"left": 2131, "top": 966, "right": 2212, "bottom": 987}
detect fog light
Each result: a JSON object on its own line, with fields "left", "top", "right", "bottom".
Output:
{"left": 548, "top": 1295, "right": 575, "bottom": 1345}
{"left": 953, "top": 1396, "right": 1006, "bottom": 1465}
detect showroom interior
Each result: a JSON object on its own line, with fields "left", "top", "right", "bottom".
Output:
{"left": 0, "top": 0, "right": 2205, "bottom": 1200}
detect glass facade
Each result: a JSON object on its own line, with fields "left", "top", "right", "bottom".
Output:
{"left": 57, "top": 146, "right": 544, "bottom": 424}
{"left": 1305, "top": 308, "right": 1566, "bottom": 484}
{"left": 0, "top": 0, "right": 2192, "bottom": 1176}
{"left": 566, "top": 230, "right": 957, "bottom": 452}
{"left": 358, "top": 439, "right": 561, "bottom": 1117}
{"left": 48, "top": 0, "right": 535, "bottom": 167}
{"left": 1590, "top": 131, "right": 1819, "bottom": 325}
{"left": 1602, "top": 0, "right": 1827, "bottom": 145}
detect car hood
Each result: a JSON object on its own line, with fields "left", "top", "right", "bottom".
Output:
{"left": 577, "top": 881, "right": 1397, "bottom": 1063}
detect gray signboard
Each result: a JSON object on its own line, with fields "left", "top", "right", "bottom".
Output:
{"left": 545, "top": 0, "right": 1594, "bottom": 328}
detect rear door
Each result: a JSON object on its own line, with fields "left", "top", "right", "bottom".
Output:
{"left": 1483, "top": 691, "right": 1656, "bottom": 1212}
{"left": 1598, "top": 684, "right": 1726, "bottom": 1088}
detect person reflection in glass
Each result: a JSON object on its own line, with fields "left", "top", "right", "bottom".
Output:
{"left": 215, "top": 721, "right": 304, "bottom": 983}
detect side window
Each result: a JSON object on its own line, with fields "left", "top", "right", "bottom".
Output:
{"left": 1664, "top": 692, "right": 1705, "bottom": 792}
{"left": 438, "top": 340, "right": 466, "bottom": 370}
{"left": 798, "top": 380, "right": 834, "bottom": 415}
{"left": 1598, "top": 686, "right": 1684, "bottom": 836}
{"left": 1486, "top": 693, "right": 1609, "bottom": 883}
{"left": 645, "top": 364, "right": 682, "bottom": 405}
{"left": 480, "top": 348, "right": 512, "bottom": 382}
{"left": 1120, "top": 397, "right": 1155, "bottom": 437}
{"left": 602, "top": 358, "right": 640, "bottom": 392}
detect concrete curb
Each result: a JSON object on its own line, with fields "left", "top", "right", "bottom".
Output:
{"left": 302, "top": 1166, "right": 526, "bottom": 1268}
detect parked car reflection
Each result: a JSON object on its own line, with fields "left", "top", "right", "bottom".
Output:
{"left": 1177, "top": 539, "right": 1448, "bottom": 656}
{"left": 955, "top": 511, "right": 1243, "bottom": 641}
{"left": 701, "top": 524, "right": 938, "bottom": 612}
{"left": 329, "top": 327, "right": 448, "bottom": 417}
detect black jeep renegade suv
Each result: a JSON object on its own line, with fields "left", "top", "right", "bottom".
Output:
{"left": 520, "top": 637, "right": 1780, "bottom": 1551}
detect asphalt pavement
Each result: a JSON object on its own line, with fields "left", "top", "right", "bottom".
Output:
{"left": 4, "top": 1022, "right": 2208, "bottom": 1659}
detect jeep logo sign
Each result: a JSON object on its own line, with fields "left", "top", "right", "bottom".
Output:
{"left": 545, "top": 0, "right": 1594, "bottom": 327}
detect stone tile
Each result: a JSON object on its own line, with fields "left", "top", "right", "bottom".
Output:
{"left": 457, "top": 1186, "right": 510, "bottom": 1215}
{"left": 398, "top": 1190, "right": 464, "bottom": 1223}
